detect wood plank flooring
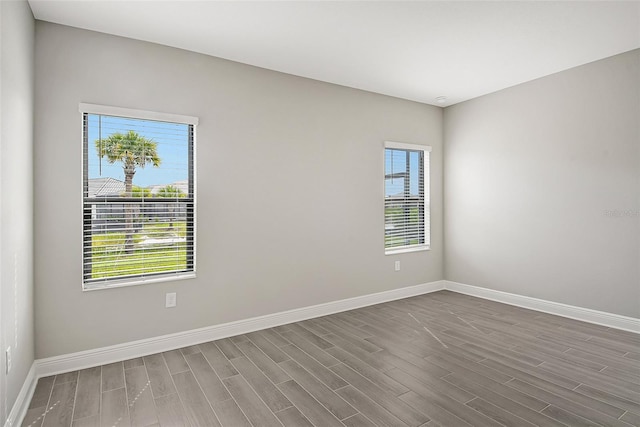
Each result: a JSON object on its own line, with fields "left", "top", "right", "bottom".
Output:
{"left": 22, "top": 290, "right": 640, "bottom": 427}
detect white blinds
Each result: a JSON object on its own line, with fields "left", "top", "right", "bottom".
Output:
{"left": 384, "top": 142, "right": 430, "bottom": 252}
{"left": 82, "top": 110, "right": 195, "bottom": 288}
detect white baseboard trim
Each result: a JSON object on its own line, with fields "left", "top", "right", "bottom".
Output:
{"left": 13, "top": 278, "right": 638, "bottom": 426}
{"left": 444, "top": 280, "right": 640, "bottom": 334}
{"left": 35, "top": 280, "right": 446, "bottom": 377}
{"left": 4, "top": 363, "right": 37, "bottom": 427}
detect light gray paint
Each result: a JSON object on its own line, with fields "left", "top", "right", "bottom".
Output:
{"left": 27, "top": 1, "right": 640, "bottom": 107}
{"left": 34, "top": 22, "right": 443, "bottom": 358}
{"left": 0, "top": 0, "right": 35, "bottom": 423}
{"left": 444, "top": 50, "right": 640, "bottom": 318}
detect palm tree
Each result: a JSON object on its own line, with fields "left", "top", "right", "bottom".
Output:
{"left": 96, "top": 131, "right": 161, "bottom": 194}
{"left": 155, "top": 185, "right": 185, "bottom": 230}
{"left": 126, "top": 186, "right": 152, "bottom": 229}
{"left": 95, "top": 131, "right": 161, "bottom": 253}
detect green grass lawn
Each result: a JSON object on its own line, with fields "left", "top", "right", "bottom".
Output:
{"left": 385, "top": 206, "right": 424, "bottom": 247}
{"left": 90, "top": 221, "right": 189, "bottom": 279}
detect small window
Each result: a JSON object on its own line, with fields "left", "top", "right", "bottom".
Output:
{"left": 81, "top": 104, "right": 197, "bottom": 289}
{"left": 384, "top": 141, "right": 431, "bottom": 254}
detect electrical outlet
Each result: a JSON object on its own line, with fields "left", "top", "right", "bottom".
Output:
{"left": 6, "top": 346, "right": 12, "bottom": 374}
{"left": 165, "top": 292, "right": 177, "bottom": 308}
{"left": 395, "top": 261, "right": 401, "bottom": 271}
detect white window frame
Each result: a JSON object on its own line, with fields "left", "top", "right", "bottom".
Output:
{"left": 384, "top": 141, "right": 431, "bottom": 255}
{"left": 80, "top": 103, "right": 198, "bottom": 290}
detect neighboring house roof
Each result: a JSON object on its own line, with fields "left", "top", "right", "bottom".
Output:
{"left": 88, "top": 177, "right": 188, "bottom": 197}
{"left": 87, "top": 177, "right": 125, "bottom": 197}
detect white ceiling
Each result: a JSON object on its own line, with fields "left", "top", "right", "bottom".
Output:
{"left": 28, "top": 1, "right": 640, "bottom": 107}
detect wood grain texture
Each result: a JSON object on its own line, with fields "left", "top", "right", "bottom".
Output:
{"left": 23, "top": 290, "right": 640, "bottom": 427}
{"left": 235, "top": 339, "right": 291, "bottom": 384}
{"left": 154, "top": 393, "right": 189, "bottom": 427}
{"left": 29, "top": 377, "right": 55, "bottom": 409}
{"left": 215, "top": 338, "right": 243, "bottom": 360}
{"left": 280, "top": 329, "right": 340, "bottom": 367}
{"left": 341, "top": 413, "right": 377, "bottom": 427}
{"left": 172, "top": 370, "right": 221, "bottom": 427}
{"left": 73, "top": 367, "right": 101, "bottom": 420}
{"left": 332, "top": 364, "right": 428, "bottom": 426}
{"left": 277, "top": 380, "right": 344, "bottom": 427}
{"left": 71, "top": 415, "right": 99, "bottom": 427}
{"left": 210, "top": 398, "right": 251, "bottom": 427}
{"left": 123, "top": 358, "right": 144, "bottom": 370}
{"left": 281, "top": 344, "right": 347, "bottom": 390}
{"left": 222, "top": 375, "right": 281, "bottom": 427}
{"left": 185, "top": 352, "right": 231, "bottom": 403}
{"left": 246, "top": 331, "right": 290, "bottom": 363}
{"left": 101, "top": 362, "right": 125, "bottom": 392}
{"left": 274, "top": 406, "right": 314, "bottom": 427}
{"left": 125, "top": 365, "right": 158, "bottom": 427}
{"left": 278, "top": 359, "right": 356, "bottom": 420}
{"left": 101, "top": 387, "right": 130, "bottom": 427}
{"left": 336, "top": 385, "right": 407, "bottom": 427}
{"left": 162, "top": 349, "right": 190, "bottom": 374}
{"left": 230, "top": 356, "right": 292, "bottom": 412}
{"left": 198, "top": 341, "right": 238, "bottom": 379}
{"left": 41, "top": 380, "right": 77, "bottom": 427}
{"left": 143, "top": 353, "right": 176, "bottom": 399}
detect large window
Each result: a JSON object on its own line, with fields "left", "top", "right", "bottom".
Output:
{"left": 81, "top": 104, "right": 197, "bottom": 289}
{"left": 384, "top": 141, "right": 430, "bottom": 254}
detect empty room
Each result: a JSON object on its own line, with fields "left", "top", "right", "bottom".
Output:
{"left": 1, "top": 1, "right": 639, "bottom": 426}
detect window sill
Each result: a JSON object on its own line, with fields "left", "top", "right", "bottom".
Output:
{"left": 385, "top": 245, "right": 430, "bottom": 255}
{"left": 83, "top": 272, "right": 196, "bottom": 292}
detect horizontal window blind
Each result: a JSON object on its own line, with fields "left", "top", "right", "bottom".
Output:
{"left": 384, "top": 143, "right": 430, "bottom": 252}
{"left": 82, "top": 111, "right": 195, "bottom": 288}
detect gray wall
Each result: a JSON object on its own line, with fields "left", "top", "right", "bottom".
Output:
{"left": 444, "top": 50, "right": 640, "bottom": 318}
{"left": 34, "top": 22, "right": 443, "bottom": 358}
{"left": 0, "top": 0, "right": 35, "bottom": 423}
